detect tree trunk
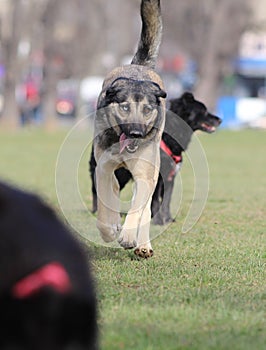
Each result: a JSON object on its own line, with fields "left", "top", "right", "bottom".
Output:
{"left": 1, "top": 66, "right": 20, "bottom": 130}
{"left": 193, "top": 2, "right": 225, "bottom": 110}
{"left": 0, "top": 0, "right": 21, "bottom": 130}
{"left": 42, "top": 60, "right": 58, "bottom": 132}
{"left": 42, "top": 0, "right": 59, "bottom": 132}
{"left": 194, "top": 51, "right": 221, "bottom": 111}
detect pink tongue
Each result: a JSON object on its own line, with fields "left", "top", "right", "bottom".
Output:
{"left": 119, "top": 133, "right": 133, "bottom": 153}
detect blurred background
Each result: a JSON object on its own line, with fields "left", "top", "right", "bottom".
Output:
{"left": 0, "top": 0, "right": 265, "bottom": 131}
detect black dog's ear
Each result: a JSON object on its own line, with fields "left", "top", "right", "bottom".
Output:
{"left": 181, "top": 92, "right": 195, "bottom": 105}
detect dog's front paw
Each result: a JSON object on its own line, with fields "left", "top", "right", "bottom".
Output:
{"left": 97, "top": 220, "right": 121, "bottom": 242}
{"left": 134, "top": 244, "right": 154, "bottom": 258}
{"left": 118, "top": 228, "right": 137, "bottom": 249}
{"left": 118, "top": 237, "right": 137, "bottom": 249}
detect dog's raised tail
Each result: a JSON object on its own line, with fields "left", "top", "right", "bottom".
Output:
{"left": 131, "top": 0, "right": 162, "bottom": 69}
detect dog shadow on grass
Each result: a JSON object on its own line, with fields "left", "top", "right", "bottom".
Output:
{"left": 80, "top": 240, "right": 138, "bottom": 262}
{"left": 69, "top": 210, "right": 142, "bottom": 261}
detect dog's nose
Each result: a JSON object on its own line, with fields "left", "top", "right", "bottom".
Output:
{"left": 129, "top": 130, "right": 144, "bottom": 138}
{"left": 215, "top": 116, "right": 222, "bottom": 125}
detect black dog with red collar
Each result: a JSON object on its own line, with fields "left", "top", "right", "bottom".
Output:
{"left": 152, "top": 92, "right": 221, "bottom": 224}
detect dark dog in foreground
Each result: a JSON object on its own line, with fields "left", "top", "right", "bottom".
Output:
{"left": 0, "top": 182, "right": 97, "bottom": 350}
{"left": 90, "top": 92, "right": 221, "bottom": 226}
{"left": 93, "top": 0, "right": 166, "bottom": 258}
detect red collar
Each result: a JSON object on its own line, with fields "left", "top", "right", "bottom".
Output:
{"left": 12, "top": 262, "right": 72, "bottom": 299}
{"left": 160, "top": 140, "right": 182, "bottom": 164}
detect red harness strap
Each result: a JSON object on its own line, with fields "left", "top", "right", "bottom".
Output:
{"left": 160, "top": 140, "right": 182, "bottom": 181}
{"left": 160, "top": 140, "right": 182, "bottom": 164}
{"left": 12, "top": 262, "right": 72, "bottom": 299}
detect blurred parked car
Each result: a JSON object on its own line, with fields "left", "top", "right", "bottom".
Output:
{"left": 56, "top": 79, "right": 79, "bottom": 118}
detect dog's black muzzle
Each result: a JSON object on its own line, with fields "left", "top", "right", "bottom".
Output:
{"left": 121, "top": 123, "right": 146, "bottom": 139}
{"left": 119, "top": 123, "right": 147, "bottom": 154}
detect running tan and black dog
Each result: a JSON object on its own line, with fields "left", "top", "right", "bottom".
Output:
{"left": 90, "top": 92, "right": 221, "bottom": 227}
{"left": 93, "top": 0, "right": 166, "bottom": 258}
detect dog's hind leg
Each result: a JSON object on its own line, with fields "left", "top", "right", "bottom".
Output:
{"left": 151, "top": 176, "right": 165, "bottom": 225}
{"left": 96, "top": 162, "right": 121, "bottom": 242}
{"left": 160, "top": 179, "right": 175, "bottom": 224}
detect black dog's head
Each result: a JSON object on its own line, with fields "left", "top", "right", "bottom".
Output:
{"left": 102, "top": 77, "right": 166, "bottom": 152}
{"left": 0, "top": 182, "right": 97, "bottom": 350}
{"left": 169, "top": 92, "right": 222, "bottom": 133}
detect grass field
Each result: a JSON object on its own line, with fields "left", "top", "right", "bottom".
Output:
{"left": 0, "top": 128, "right": 265, "bottom": 349}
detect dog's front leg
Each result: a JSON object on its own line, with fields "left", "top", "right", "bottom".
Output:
{"left": 96, "top": 162, "right": 121, "bottom": 242}
{"left": 118, "top": 165, "right": 158, "bottom": 258}
{"left": 118, "top": 177, "right": 151, "bottom": 251}
{"left": 134, "top": 185, "right": 154, "bottom": 258}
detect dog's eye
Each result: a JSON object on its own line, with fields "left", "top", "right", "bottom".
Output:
{"left": 119, "top": 104, "right": 130, "bottom": 112}
{"left": 143, "top": 105, "right": 154, "bottom": 115}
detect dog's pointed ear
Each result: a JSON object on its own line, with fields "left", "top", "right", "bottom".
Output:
{"left": 151, "top": 82, "right": 167, "bottom": 99}
{"left": 181, "top": 92, "right": 195, "bottom": 105}
{"left": 105, "top": 77, "right": 128, "bottom": 101}
{"left": 105, "top": 85, "right": 119, "bottom": 100}
{"left": 155, "top": 88, "right": 167, "bottom": 99}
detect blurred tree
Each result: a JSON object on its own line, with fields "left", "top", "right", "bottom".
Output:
{"left": 0, "top": 0, "right": 257, "bottom": 128}
{"left": 0, "top": 0, "right": 22, "bottom": 130}
{"left": 39, "top": 0, "right": 139, "bottom": 128}
{"left": 162, "top": 0, "right": 252, "bottom": 109}
{"left": 41, "top": 0, "right": 60, "bottom": 131}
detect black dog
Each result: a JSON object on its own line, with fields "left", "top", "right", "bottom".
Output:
{"left": 152, "top": 92, "right": 222, "bottom": 224}
{"left": 90, "top": 92, "right": 221, "bottom": 225}
{"left": 0, "top": 182, "right": 97, "bottom": 350}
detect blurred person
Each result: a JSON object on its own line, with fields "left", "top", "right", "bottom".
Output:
{"left": 19, "top": 77, "right": 42, "bottom": 125}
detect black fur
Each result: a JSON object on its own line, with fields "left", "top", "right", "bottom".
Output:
{"left": 90, "top": 92, "right": 221, "bottom": 224}
{"left": 131, "top": 0, "right": 162, "bottom": 68}
{"left": 152, "top": 92, "right": 222, "bottom": 224}
{"left": 0, "top": 182, "right": 97, "bottom": 350}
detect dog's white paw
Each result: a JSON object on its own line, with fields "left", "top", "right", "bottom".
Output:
{"left": 118, "top": 237, "right": 137, "bottom": 249}
{"left": 97, "top": 221, "right": 121, "bottom": 242}
{"left": 134, "top": 243, "right": 153, "bottom": 258}
{"left": 118, "top": 228, "right": 137, "bottom": 249}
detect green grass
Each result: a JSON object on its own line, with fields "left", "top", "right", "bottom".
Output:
{"left": 0, "top": 128, "right": 265, "bottom": 349}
